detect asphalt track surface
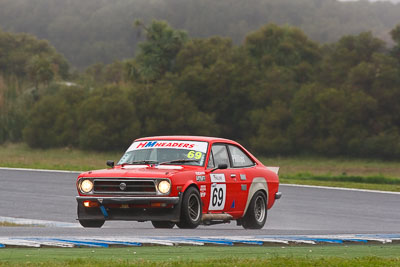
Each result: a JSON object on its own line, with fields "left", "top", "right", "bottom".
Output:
{"left": 1, "top": 168, "right": 400, "bottom": 238}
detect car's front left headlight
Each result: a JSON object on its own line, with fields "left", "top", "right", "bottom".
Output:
{"left": 157, "top": 180, "right": 171, "bottom": 194}
{"left": 80, "top": 179, "right": 94, "bottom": 193}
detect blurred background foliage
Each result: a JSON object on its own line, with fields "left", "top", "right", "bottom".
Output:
{"left": 1, "top": 0, "right": 400, "bottom": 69}
{"left": 0, "top": 1, "right": 400, "bottom": 158}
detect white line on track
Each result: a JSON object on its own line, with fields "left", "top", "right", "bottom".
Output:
{"left": 281, "top": 183, "right": 400, "bottom": 195}
{"left": 0, "top": 167, "right": 81, "bottom": 174}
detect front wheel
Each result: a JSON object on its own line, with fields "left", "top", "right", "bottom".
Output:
{"left": 78, "top": 220, "right": 105, "bottom": 228}
{"left": 151, "top": 221, "right": 175, "bottom": 228}
{"left": 242, "top": 191, "right": 267, "bottom": 229}
{"left": 176, "top": 187, "right": 202, "bottom": 229}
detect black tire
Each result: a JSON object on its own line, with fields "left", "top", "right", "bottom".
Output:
{"left": 176, "top": 187, "right": 202, "bottom": 229}
{"left": 151, "top": 221, "right": 175, "bottom": 228}
{"left": 78, "top": 220, "right": 105, "bottom": 228}
{"left": 242, "top": 191, "right": 267, "bottom": 229}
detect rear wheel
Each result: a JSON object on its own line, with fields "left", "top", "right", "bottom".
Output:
{"left": 176, "top": 187, "right": 202, "bottom": 229}
{"left": 78, "top": 220, "right": 105, "bottom": 228}
{"left": 242, "top": 191, "right": 267, "bottom": 229}
{"left": 151, "top": 221, "right": 175, "bottom": 228}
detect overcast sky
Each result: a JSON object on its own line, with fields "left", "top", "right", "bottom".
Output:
{"left": 338, "top": 0, "right": 400, "bottom": 2}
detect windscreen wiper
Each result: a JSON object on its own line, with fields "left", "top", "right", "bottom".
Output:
{"left": 124, "top": 160, "right": 159, "bottom": 165}
{"left": 159, "top": 159, "right": 200, "bottom": 165}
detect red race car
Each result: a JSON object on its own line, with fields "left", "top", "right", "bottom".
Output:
{"left": 76, "top": 136, "right": 281, "bottom": 229}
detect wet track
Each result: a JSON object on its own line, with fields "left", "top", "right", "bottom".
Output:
{"left": 1, "top": 168, "right": 400, "bottom": 238}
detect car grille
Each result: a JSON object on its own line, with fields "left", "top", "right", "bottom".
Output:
{"left": 93, "top": 179, "right": 157, "bottom": 195}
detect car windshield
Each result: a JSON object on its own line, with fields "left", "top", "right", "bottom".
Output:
{"left": 117, "top": 140, "right": 208, "bottom": 167}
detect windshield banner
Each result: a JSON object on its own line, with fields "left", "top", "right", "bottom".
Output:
{"left": 127, "top": 141, "right": 208, "bottom": 153}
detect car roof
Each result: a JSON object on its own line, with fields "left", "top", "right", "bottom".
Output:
{"left": 134, "top": 135, "right": 235, "bottom": 144}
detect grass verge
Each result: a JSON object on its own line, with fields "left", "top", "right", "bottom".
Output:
{"left": 1, "top": 257, "right": 400, "bottom": 267}
{"left": 1, "top": 245, "right": 400, "bottom": 266}
{"left": 280, "top": 173, "right": 400, "bottom": 192}
{"left": 0, "top": 143, "right": 121, "bottom": 171}
{"left": 0, "top": 222, "right": 31, "bottom": 227}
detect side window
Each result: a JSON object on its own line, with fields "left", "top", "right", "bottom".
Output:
{"left": 211, "top": 144, "right": 230, "bottom": 168}
{"left": 228, "top": 145, "right": 254, "bottom": 168}
{"left": 207, "top": 150, "right": 215, "bottom": 168}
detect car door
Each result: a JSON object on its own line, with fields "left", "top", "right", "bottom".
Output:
{"left": 226, "top": 144, "right": 257, "bottom": 214}
{"left": 206, "top": 143, "right": 241, "bottom": 214}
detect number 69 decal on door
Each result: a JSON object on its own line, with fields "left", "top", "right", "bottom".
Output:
{"left": 208, "top": 174, "right": 226, "bottom": 211}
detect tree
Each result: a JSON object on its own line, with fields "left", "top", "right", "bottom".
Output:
{"left": 133, "top": 20, "right": 188, "bottom": 82}
{"left": 244, "top": 24, "right": 321, "bottom": 72}
{"left": 174, "top": 37, "right": 259, "bottom": 140}
{"left": 23, "top": 85, "right": 87, "bottom": 148}
{"left": 26, "top": 55, "right": 55, "bottom": 89}
{"left": 128, "top": 76, "right": 219, "bottom": 138}
{"left": 249, "top": 101, "right": 293, "bottom": 155}
{"left": 290, "top": 83, "right": 379, "bottom": 156}
{"left": 319, "top": 32, "right": 386, "bottom": 87}
{"left": 390, "top": 24, "right": 400, "bottom": 64}
{"left": 78, "top": 86, "right": 141, "bottom": 151}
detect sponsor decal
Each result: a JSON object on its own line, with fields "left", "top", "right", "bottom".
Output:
{"left": 240, "top": 174, "right": 247, "bottom": 181}
{"left": 210, "top": 173, "right": 226, "bottom": 183}
{"left": 209, "top": 174, "right": 226, "bottom": 210}
{"left": 200, "top": 192, "right": 206, "bottom": 197}
{"left": 136, "top": 141, "right": 195, "bottom": 149}
{"left": 196, "top": 175, "right": 206, "bottom": 182}
{"left": 127, "top": 141, "right": 208, "bottom": 153}
{"left": 232, "top": 154, "right": 246, "bottom": 164}
{"left": 200, "top": 185, "right": 207, "bottom": 191}
{"left": 195, "top": 172, "right": 205, "bottom": 175}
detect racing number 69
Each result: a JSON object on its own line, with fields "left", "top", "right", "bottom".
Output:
{"left": 212, "top": 187, "right": 224, "bottom": 206}
{"left": 209, "top": 184, "right": 226, "bottom": 210}
{"left": 187, "top": 151, "right": 202, "bottom": 160}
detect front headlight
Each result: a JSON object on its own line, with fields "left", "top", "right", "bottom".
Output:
{"left": 80, "top": 179, "right": 94, "bottom": 193}
{"left": 157, "top": 180, "right": 171, "bottom": 194}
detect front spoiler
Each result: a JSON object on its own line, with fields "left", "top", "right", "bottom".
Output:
{"left": 76, "top": 195, "right": 182, "bottom": 222}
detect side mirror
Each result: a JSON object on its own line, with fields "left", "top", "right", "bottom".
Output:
{"left": 210, "top": 163, "right": 228, "bottom": 172}
{"left": 106, "top": 160, "right": 114, "bottom": 168}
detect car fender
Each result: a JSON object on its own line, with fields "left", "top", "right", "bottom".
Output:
{"left": 243, "top": 177, "right": 268, "bottom": 215}
{"left": 181, "top": 180, "right": 199, "bottom": 194}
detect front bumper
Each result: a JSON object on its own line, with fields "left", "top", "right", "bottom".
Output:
{"left": 76, "top": 195, "right": 182, "bottom": 222}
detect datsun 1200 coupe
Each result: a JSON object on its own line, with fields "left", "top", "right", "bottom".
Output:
{"left": 76, "top": 136, "right": 281, "bottom": 229}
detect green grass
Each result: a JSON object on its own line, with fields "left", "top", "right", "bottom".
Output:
{"left": 2, "top": 257, "right": 400, "bottom": 267}
{"left": 0, "top": 222, "right": 31, "bottom": 227}
{"left": 0, "top": 143, "right": 121, "bottom": 171}
{"left": 1, "top": 143, "right": 400, "bottom": 191}
{"left": 260, "top": 156, "right": 400, "bottom": 177}
{"left": 279, "top": 173, "right": 400, "bottom": 192}
{"left": 0, "top": 246, "right": 400, "bottom": 266}
{"left": 261, "top": 156, "right": 400, "bottom": 191}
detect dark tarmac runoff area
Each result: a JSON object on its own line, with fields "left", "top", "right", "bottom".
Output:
{"left": 1, "top": 168, "right": 400, "bottom": 238}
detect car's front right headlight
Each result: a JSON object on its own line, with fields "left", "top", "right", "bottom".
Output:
{"left": 80, "top": 179, "right": 94, "bottom": 193}
{"left": 157, "top": 180, "right": 171, "bottom": 194}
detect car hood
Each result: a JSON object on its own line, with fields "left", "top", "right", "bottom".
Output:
{"left": 79, "top": 165, "right": 198, "bottom": 178}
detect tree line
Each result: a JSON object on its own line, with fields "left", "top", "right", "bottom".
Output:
{"left": 1, "top": 21, "right": 400, "bottom": 159}
{"left": 0, "top": 0, "right": 400, "bottom": 69}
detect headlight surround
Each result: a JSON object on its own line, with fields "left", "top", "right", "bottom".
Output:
{"left": 157, "top": 180, "right": 171, "bottom": 194}
{"left": 80, "top": 179, "right": 94, "bottom": 193}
